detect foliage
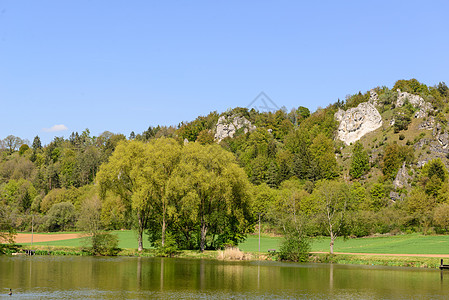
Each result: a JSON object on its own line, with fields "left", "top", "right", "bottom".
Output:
{"left": 434, "top": 203, "right": 449, "bottom": 231}
{"left": 45, "top": 202, "right": 76, "bottom": 231}
{"left": 313, "top": 180, "right": 352, "bottom": 254}
{"left": 349, "top": 142, "right": 370, "bottom": 179}
{"left": 154, "top": 232, "right": 179, "bottom": 257}
{"left": 87, "top": 232, "right": 120, "bottom": 256}
{"left": 167, "top": 142, "right": 254, "bottom": 251}
{"left": 382, "top": 143, "right": 414, "bottom": 179}
{"left": 278, "top": 230, "right": 310, "bottom": 262}
{"left": 393, "top": 78, "right": 429, "bottom": 95}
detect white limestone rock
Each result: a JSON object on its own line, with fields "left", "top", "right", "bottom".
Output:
{"left": 335, "top": 102, "right": 382, "bottom": 145}
{"left": 214, "top": 115, "right": 256, "bottom": 142}
{"left": 396, "top": 89, "right": 433, "bottom": 118}
{"left": 369, "top": 89, "right": 379, "bottom": 105}
{"left": 393, "top": 162, "right": 412, "bottom": 189}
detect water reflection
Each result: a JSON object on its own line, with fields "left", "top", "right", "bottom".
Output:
{"left": 0, "top": 256, "right": 447, "bottom": 299}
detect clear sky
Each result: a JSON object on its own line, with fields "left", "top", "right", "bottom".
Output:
{"left": 1, "top": 1, "right": 448, "bottom": 145}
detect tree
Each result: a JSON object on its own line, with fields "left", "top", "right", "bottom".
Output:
{"left": 349, "top": 142, "right": 370, "bottom": 179}
{"left": 97, "top": 138, "right": 181, "bottom": 251}
{"left": 3, "top": 135, "right": 23, "bottom": 154}
{"left": 272, "top": 179, "right": 312, "bottom": 261}
{"left": 0, "top": 203, "right": 16, "bottom": 245}
{"left": 77, "top": 195, "right": 120, "bottom": 255}
{"left": 143, "top": 138, "right": 182, "bottom": 246}
{"left": 32, "top": 136, "right": 42, "bottom": 150}
{"left": 434, "top": 203, "right": 449, "bottom": 232}
{"left": 45, "top": 202, "right": 76, "bottom": 231}
{"left": 382, "top": 143, "right": 413, "bottom": 179}
{"left": 309, "top": 134, "right": 339, "bottom": 180}
{"left": 252, "top": 183, "right": 276, "bottom": 251}
{"left": 167, "top": 143, "right": 253, "bottom": 252}
{"left": 314, "top": 180, "right": 352, "bottom": 254}
{"left": 96, "top": 140, "right": 153, "bottom": 251}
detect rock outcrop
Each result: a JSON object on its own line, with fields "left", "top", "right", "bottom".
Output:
{"left": 393, "top": 162, "right": 412, "bottom": 189}
{"left": 335, "top": 102, "right": 382, "bottom": 145}
{"left": 418, "top": 116, "right": 435, "bottom": 130}
{"left": 214, "top": 115, "right": 256, "bottom": 142}
{"left": 396, "top": 89, "right": 433, "bottom": 118}
{"left": 369, "top": 89, "right": 379, "bottom": 105}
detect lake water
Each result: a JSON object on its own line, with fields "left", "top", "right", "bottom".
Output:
{"left": 0, "top": 256, "right": 447, "bottom": 299}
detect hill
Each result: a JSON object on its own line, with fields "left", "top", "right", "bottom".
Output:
{"left": 1, "top": 78, "right": 449, "bottom": 250}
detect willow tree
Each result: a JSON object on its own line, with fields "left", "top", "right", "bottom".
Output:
{"left": 97, "top": 138, "right": 182, "bottom": 251}
{"left": 96, "top": 140, "right": 150, "bottom": 251}
{"left": 168, "top": 143, "right": 253, "bottom": 252}
{"left": 143, "top": 138, "right": 181, "bottom": 246}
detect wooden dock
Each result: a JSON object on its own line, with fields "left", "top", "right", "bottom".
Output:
{"left": 439, "top": 259, "right": 449, "bottom": 270}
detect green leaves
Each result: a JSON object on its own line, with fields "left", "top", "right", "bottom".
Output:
{"left": 349, "top": 142, "right": 370, "bottom": 179}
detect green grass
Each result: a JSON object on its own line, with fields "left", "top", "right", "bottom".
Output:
{"left": 19, "top": 232, "right": 449, "bottom": 255}
{"left": 238, "top": 234, "right": 282, "bottom": 252}
{"left": 20, "top": 230, "right": 152, "bottom": 249}
{"left": 310, "top": 234, "right": 449, "bottom": 254}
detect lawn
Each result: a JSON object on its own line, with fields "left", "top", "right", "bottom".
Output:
{"left": 310, "top": 234, "right": 449, "bottom": 255}
{"left": 239, "top": 233, "right": 449, "bottom": 255}
{"left": 19, "top": 231, "right": 449, "bottom": 255}
{"left": 20, "top": 231, "right": 152, "bottom": 249}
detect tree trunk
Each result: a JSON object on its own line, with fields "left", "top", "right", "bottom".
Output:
{"left": 161, "top": 214, "right": 166, "bottom": 247}
{"left": 329, "top": 233, "right": 334, "bottom": 255}
{"left": 138, "top": 214, "right": 144, "bottom": 252}
{"left": 258, "top": 213, "right": 261, "bottom": 252}
{"left": 200, "top": 222, "right": 207, "bottom": 252}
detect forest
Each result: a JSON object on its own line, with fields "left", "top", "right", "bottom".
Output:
{"left": 1, "top": 78, "right": 449, "bottom": 256}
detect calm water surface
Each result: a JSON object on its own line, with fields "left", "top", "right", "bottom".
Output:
{"left": 0, "top": 256, "right": 448, "bottom": 299}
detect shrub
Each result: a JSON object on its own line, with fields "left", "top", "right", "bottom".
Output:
{"left": 278, "top": 231, "right": 310, "bottom": 262}
{"left": 154, "top": 233, "right": 179, "bottom": 257}
{"left": 87, "top": 232, "right": 120, "bottom": 256}
{"left": 399, "top": 134, "right": 405, "bottom": 140}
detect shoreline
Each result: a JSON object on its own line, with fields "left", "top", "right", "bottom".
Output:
{"left": 5, "top": 245, "right": 445, "bottom": 269}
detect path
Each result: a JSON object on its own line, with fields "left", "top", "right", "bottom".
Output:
{"left": 14, "top": 233, "right": 80, "bottom": 244}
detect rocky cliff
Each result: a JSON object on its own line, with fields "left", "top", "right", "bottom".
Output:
{"left": 335, "top": 102, "right": 383, "bottom": 145}
{"left": 214, "top": 115, "right": 256, "bottom": 142}
{"left": 396, "top": 89, "right": 433, "bottom": 118}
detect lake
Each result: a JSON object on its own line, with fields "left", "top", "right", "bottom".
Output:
{"left": 0, "top": 256, "right": 447, "bottom": 299}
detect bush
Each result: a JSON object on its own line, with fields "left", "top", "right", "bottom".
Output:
{"left": 86, "top": 232, "right": 120, "bottom": 256}
{"left": 399, "top": 134, "right": 405, "bottom": 140}
{"left": 278, "top": 231, "right": 310, "bottom": 262}
{"left": 154, "top": 233, "right": 179, "bottom": 257}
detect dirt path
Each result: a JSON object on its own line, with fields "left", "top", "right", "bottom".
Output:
{"left": 14, "top": 233, "right": 81, "bottom": 244}
{"left": 311, "top": 251, "right": 449, "bottom": 258}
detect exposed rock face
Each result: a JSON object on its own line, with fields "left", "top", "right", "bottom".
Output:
{"left": 393, "top": 162, "right": 412, "bottom": 189}
{"left": 396, "top": 89, "right": 433, "bottom": 118}
{"left": 437, "top": 132, "right": 449, "bottom": 149}
{"left": 335, "top": 102, "right": 382, "bottom": 145}
{"left": 214, "top": 115, "right": 256, "bottom": 142}
{"left": 418, "top": 116, "right": 435, "bottom": 130}
{"left": 369, "top": 89, "right": 379, "bottom": 105}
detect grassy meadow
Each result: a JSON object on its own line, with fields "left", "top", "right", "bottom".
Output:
{"left": 18, "top": 231, "right": 449, "bottom": 255}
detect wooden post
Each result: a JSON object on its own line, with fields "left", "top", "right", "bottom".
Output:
{"left": 31, "top": 215, "right": 34, "bottom": 245}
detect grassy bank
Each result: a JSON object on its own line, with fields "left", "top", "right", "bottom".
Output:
{"left": 13, "top": 231, "right": 449, "bottom": 268}
{"left": 310, "top": 253, "right": 442, "bottom": 268}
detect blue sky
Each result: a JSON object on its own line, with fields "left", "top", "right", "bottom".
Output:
{"left": 1, "top": 1, "right": 448, "bottom": 145}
